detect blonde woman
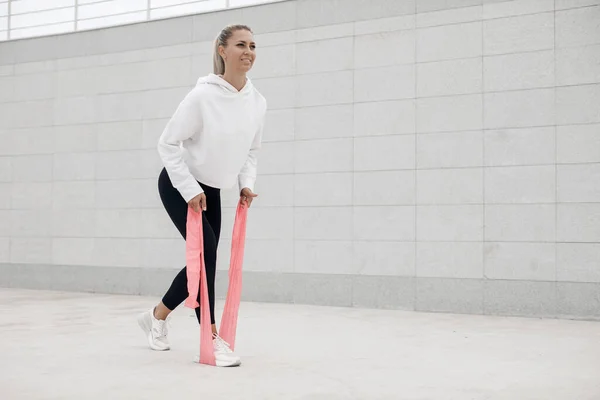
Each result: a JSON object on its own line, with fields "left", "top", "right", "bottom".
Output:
{"left": 137, "top": 24, "right": 266, "bottom": 367}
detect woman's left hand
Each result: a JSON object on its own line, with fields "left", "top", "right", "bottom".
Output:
{"left": 240, "top": 187, "right": 258, "bottom": 208}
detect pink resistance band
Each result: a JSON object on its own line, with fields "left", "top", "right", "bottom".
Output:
{"left": 184, "top": 201, "right": 248, "bottom": 366}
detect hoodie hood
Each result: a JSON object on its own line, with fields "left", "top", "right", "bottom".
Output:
{"left": 196, "top": 73, "right": 254, "bottom": 96}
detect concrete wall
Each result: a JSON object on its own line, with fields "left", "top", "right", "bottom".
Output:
{"left": 1, "top": 0, "right": 599, "bottom": 320}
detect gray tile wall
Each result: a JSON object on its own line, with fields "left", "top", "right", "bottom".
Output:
{"left": 0, "top": 0, "right": 599, "bottom": 319}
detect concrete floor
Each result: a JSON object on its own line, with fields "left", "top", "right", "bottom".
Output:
{"left": 1, "top": 289, "right": 600, "bottom": 400}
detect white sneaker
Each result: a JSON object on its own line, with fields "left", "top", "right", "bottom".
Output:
{"left": 193, "top": 334, "right": 241, "bottom": 367}
{"left": 137, "top": 308, "right": 170, "bottom": 351}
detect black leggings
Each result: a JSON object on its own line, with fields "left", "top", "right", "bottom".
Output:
{"left": 158, "top": 167, "right": 221, "bottom": 325}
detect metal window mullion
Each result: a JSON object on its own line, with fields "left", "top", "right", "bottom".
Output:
{"left": 7, "top": 0, "right": 11, "bottom": 39}
{"left": 75, "top": 0, "right": 78, "bottom": 30}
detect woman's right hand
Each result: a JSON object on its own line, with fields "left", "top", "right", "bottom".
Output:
{"left": 188, "top": 193, "right": 206, "bottom": 213}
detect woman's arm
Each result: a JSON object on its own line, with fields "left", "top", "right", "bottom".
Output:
{"left": 238, "top": 113, "right": 265, "bottom": 195}
{"left": 157, "top": 88, "right": 204, "bottom": 203}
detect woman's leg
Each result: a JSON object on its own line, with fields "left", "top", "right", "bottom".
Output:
{"left": 155, "top": 168, "right": 222, "bottom": 328}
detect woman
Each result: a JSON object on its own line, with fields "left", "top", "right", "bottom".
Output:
{"left": 137, "top": 24, "right": 266, "bottom": 367}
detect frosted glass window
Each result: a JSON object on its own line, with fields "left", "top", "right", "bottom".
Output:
{"left": 10, "top": 21, "right": 73, "bottom": 39}
{"left": 78, "top": 0, "right": 110, "bottom": 4}
{"left": 2, "top": 0, "right": 284, "bottom": 41}
{"left": 11, "top": 7, "right": 74, "bottom": 29}
{"left": 229, "top": 0, "right": 272, "bottom": 6}
{"left": 11, "top": 0, "right": 74, "bottom": 15}
{"left": 151, "top": 1, "right": 227, "bottom": 19}
{"left": 78, "top": 11, "right": 147, "bottom": 30}
{"left": 152, "top": 0, "right": 199, "bottom": 7}
{"left": 78, "top": 0, "right": 147, "bottom": 19}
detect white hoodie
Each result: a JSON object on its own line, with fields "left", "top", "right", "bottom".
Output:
{"left": 157, "top": 73, "right": 267, "bottom": 202}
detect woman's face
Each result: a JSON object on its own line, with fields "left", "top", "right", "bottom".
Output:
{"left": 220, "top": 29, "right": 256, "bottom": 74}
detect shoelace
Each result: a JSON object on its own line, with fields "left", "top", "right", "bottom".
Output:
{"left": 213, "top": 334, "right": 233, "bottom": 353}
{"left": 153, "top": 317, "right": 170, "bottom": 339}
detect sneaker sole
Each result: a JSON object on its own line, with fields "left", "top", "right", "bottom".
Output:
{"left": 193, "top": 355, "right": 241, "bottom": 367}
{"left": 217, "top": 359, "right": 241, "bottom": 367}
{"left": 137, "top": 313, "right": 169, "bottom": 351}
